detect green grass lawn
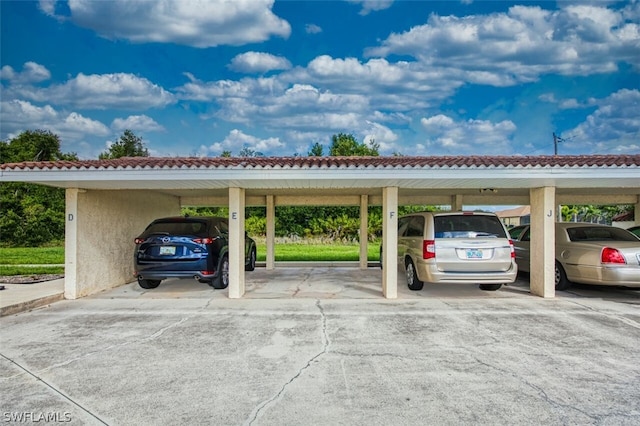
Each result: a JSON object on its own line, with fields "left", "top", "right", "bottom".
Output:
{"left": 0, "top": 246, "right": 65, "bottom": 275}
{"left": 256, "top": 241, "right": 380, "bottom": 262}
{"left": 0, "top": 241, "right": 381, "bottom": 275}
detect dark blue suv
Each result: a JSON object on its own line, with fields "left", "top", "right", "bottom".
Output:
{"left": 134, "top": 216, "right": 257, "bottom": 289}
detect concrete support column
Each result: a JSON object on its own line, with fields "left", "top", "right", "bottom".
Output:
{"left": 228, "top": 187, "right": 246, "bottom": 299}
{"left": 382, "top": 187, "right": 398, "bottom": 299}
{"left": 451, "top": 194, "right": 463, "bottom": 211}
{"left": 65, "top": 189, "right": 180, "bottom": 299}
{"left": 266, "top": 195, "right": 275, "bottom": 270}
{"left": 359, "top": 195, "right": 369, "bottom": 269}
{"left": 530, "top": 187, "right": 556, "bottom": 298}
{"left": 64, "top": 188, "right": 80, "bottom": 299}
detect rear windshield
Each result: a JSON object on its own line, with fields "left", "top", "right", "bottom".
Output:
{"left": 143, "top": 219, "right": 227, "bottom": 237}
{"left": 567, "top": 226, "right": 639, "bottom": 242}
{"left": 434, "top": 215, "right": 507, "bottom": 239}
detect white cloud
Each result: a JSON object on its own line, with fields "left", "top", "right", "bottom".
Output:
{"left": 9, "top": 73, "right": 175, "bottom": 110}
{"left": 420, "top": 114, "right": 517, "bottom": 155}
{"left": 294, "top": 55, "right": 462, "bottom": 109}
{"left": 208, "top": 129, "right": 285, "bottom": 155}
{"left": 37, "top": 0, "right": 56, "bottom": 16}
{"left": 0, "top": 62, "right": 51, "bottom": 84}
{"left": 305, "top": 24, "right": 322, "bottom": 34}
{"left": 362, "top": 121, "right": 398, "bottom": 153}
{"left": 177, "top": 74, "right": 284, "bottom": 102}
{"left": 43, "top": 0, "right": 290, "bottom": 47}
{"left": 347, "top": 0, "right": 395, "bottom": 16}
{"left": 229, "top": 52, "right": 292, "bottom": 74}
{"left": 111, "top": 115, "right": 165, "bottom": 132}
{"left": 563, "top": 89, "right": 640, "bottom": 154}
{"left": 0, "top": 99, "right": 109, "bottom": 142}
{"left": 365, "top": 4, "right": 639, "bottom": 84}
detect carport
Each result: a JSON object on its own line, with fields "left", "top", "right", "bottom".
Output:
{"left": 1, "top": 155, "right": 639, "bottom": 300}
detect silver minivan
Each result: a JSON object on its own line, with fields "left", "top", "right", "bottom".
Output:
{"left": 394, "top": 211, "right": 517, "bottom": 291}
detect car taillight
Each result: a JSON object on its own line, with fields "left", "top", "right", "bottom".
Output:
{"left": 509, "top": 239, "right": 515, "bottom": 258}
{"left": 423, "top": 240, "right": 436, "bottom": 259}
{"left": 193, "top": 237, "right": 214, "bottom": 244}
{"left": 601, "top": 247, "right": 626, "bottom": 264}
{"left": 134, "top": 238, "right": 145, "bottom": 244}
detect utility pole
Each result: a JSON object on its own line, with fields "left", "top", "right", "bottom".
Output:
{"left": 553, "top": 132, "right": 562, "bottom": 155}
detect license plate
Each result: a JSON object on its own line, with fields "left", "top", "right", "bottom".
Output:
{"left": 466, "top": 249, "right": 483, "bottom": 259}
{"left": 159, "top": 246, "right": 176, "bottom": 255}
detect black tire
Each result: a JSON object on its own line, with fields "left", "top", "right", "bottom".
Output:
{"left": 138, "top": 278, "right": 161, "bottom": 289}
{"left": 479, "top": 284, "right": 502, "bottom": 291}
{"left": 212, "top": 255, "right": 229, "bottom": 289}
{"left": 555, "top": 261, "right": 571, "bottom": 291}
{"left": 245, "top": 248, "right": 256, "bottom": 271}
{"left": 405, "top": 259, "right": 424, "bottom": 291}
{"left": 379, "top": 246, "right": 383, "bottom": 270}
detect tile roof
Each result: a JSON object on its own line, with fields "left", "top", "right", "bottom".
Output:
{"left": 2, "top": 154, "right": 640, "bottom": 171}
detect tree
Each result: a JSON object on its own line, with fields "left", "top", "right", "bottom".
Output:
{"left": 238, "top": 146, "right": 264, "bottom": 157}
{"left": 329, "top": 133, "right": 379, "bottom": 156}
{"left": 99, "top": 130, "right": 149, "bottom": 159}
{"left": 308, "top": 142, "right": 324, "bottom": 156}
{"left": 0, "top": 130, "right": 78, "bottom": 246}
{"left": 0, "top": 129, "right": 76, "bottom": 162}
{"left": 561, "top": 204, "right": 633, "bottom": 224}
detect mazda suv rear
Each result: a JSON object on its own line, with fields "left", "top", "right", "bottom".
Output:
{"left": 134, "top": 216, "right": 257, "bottom": 290}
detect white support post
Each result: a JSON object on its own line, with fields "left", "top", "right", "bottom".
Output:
{"left": 266, "top": 195, "right": 275, "bottom": 270}
{"left": 530, "top": 187, "right": 556, "bottom": 298}
{"left": 64, "top": 188, "right": 79, "bottom": 300}
{"left": 359, "top": 195, "right": 369, "bottom": 270}
{"left": 382, "top": 187, "right": 398, "bottom": 299}
{"left": 228, "top": 187, "right": 245, "bottom": 298}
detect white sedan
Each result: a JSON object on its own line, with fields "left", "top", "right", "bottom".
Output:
{"left": 509, "top": 222, "right": 640, "bottom": 290}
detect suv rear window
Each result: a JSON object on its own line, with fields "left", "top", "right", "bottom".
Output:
{"left": 144, "top": 218, "right": 229, "bottom": 237}
{"left": 144, "top": 220, "right": 209, "bottom": 236}
{"left": 434, "top": 215, "right": 507, "bottom": 239}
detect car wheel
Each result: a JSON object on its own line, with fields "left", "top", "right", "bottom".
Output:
{"left": 212, "top": 255, "right": 229, "bottom": 289}
{"left": 479, "top": 284, "right": 502, "bottom": 291}
{"left": 405, "top": 259, "right": 424, "bottom": 291}
{"left": 555, "top": 261, "right": 571, "bottom": 291}
{"left": 245, "top": 248, "right": 256, "bottom": 271}
{"left": 138, "top": 278, "right": 161, "bottom": 289}
{"left": 379, "top": 246, "right": 383, "bottom": 270}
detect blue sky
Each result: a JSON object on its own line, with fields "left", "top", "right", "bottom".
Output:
{"left": 1, "top": 0, "right": 639, "bottom": 159}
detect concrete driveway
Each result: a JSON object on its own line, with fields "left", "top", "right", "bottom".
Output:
{"left": 2, "top": 268, "right": 640, "bottom": 425}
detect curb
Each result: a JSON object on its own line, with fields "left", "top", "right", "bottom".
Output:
{"left": 0, "top": 293, "right": 64, "bottom": 317}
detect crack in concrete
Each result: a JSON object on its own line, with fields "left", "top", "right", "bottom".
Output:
{"left": 564, "top": 299, "right": 640, "bottom": 330}
{"left": 244, "top": 300, "right": 329, "bottom": 426}
{"left": 291, "top": 271, "right": 312, "bottom": 298}
{"left": 0, "top": 352, "right": 109, "bottom": 425}
{"left": 472, "top": 356, "right": 601, "bottom": 422}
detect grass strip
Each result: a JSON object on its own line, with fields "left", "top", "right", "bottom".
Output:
{"left": 0, "top": 247, "right": 65, "bottom": 265}
{"left": 0, "top": 265, "right": 65, "bottom": 276}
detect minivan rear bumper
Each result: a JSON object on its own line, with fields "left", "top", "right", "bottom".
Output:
{"left": 414, "top": 261, "right": 518, "bottom": 284}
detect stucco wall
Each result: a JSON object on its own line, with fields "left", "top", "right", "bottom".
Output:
{"left": 65, "top": 189, "right": 180, "bottom": 299}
